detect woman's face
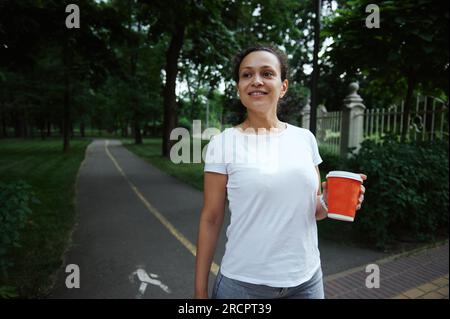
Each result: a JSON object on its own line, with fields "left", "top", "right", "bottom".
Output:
{"left": 237, "top": 50, "right": 288, "bottom": 114}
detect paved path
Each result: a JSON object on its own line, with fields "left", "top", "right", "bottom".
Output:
{"left": 49, "top": 139, "right": 448, "bottom": 299}
{"left": 324, "top": 242, "right": 449, "bottom": 299}
{"left": 50, "top": 139, "right": 216, "bottom": 298}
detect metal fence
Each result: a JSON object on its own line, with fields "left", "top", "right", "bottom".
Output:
{"left": 316, "top": 111, "right": 341, "bottom": 155}
{"left": 312, "top": 93, "right": 449, "bottom": 157}
{"left": 363, "top": 95, "right": 449, "bottom": 142}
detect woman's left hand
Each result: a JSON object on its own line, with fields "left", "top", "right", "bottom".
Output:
{"left": 356, "top": 174, "right": 367, "bottom": 210}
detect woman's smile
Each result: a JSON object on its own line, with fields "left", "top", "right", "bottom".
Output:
{"left": 248, "top": 90, "right": 268, "bottom": 98}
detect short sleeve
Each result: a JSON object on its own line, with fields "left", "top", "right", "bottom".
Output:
{"left": 308, "top": 131, "right": 323, "bottom": 166}
{"left": 204, "top": 135, "right": 227, "bottom": 174}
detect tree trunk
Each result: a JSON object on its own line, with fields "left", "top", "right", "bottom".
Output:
{"left": 121, "top": 121, "right": 127, "bottom": 137}
{"left": 185, "top": 66, "right": 198, "bottom": 123}
{"left": 70, "top": 122, "right": 74, "bottom": 138}
{"left": 401, "top": 68, "right": 417, "bottom": 143}
{"left": 134, "top": 119, "right": 143, "bottom": 144}
{"left": 310, "top": 0, "right": 322, "bottom": 136}
{"left": 40, "top": 120, "right": 46, "bottom": 140}
{"left": 80, "top": 120, "right": 85, "bottom": 138}
{"left": 162, "top": 22, "right": 185, "bottom": 157}
{"left": 63, "top": 39, "right": 72, "bottom": 153}
{"left": 26, "top": 112, "right": 32, "bottom": 139}
{"left": 127, "top": 5, "right": 143, "bottom": 145}
{"left": 21, "top": 108, "right": 28, "bottom": 138}
{"left": 0, "top": 102, "right": 5, "bottom": 138}
{"left": 13, "top": 110, "right": 23, "bottom": 137}
{"left": 47, "top": 121, "right": 51, "bottom": 137}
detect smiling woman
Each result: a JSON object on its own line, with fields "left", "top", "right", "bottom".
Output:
{"left": 194, "top": 44, "right": 367, "bottom": 300}
{"left": 233, "top": 46, "right": 289, "bottom": 131}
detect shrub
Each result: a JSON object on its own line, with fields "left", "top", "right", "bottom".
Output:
{"left": 343, "top": 135, "right": 449, "bottom": 249}
{"left": 0, "top": 181, "right": 37, "bottom": 277}
{"left": 319, "top": 146, "right": 342, "bottom": 178}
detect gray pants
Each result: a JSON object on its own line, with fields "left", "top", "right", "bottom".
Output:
{"left": 211, "top": 267, "right": 325, "bottom": 299}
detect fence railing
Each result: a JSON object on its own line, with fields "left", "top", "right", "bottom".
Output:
{"left": 301, "top": 83, "right": 449, "bottom": 158}
{"left": 316, "top": 111, "right": 341, "bottom": 155}
{"left": 363, "top": 96, "right": 448, "bottom": 142}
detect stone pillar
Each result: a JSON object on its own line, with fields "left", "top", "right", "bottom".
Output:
{"left": 340, "top": 82, "right": 366, "bottom": 158}
{"left": 317, "top": 104, "right": 327, "bottom": 142}
{"left": 300, "top": 96, "right": 311, "bottom": 129}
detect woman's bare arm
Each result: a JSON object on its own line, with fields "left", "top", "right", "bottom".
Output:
{"left": 194, "top": 172, "right": 228, "bottom": 298}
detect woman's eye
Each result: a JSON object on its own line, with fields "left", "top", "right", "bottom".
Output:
{"left": 263, "top": 71, "right": 274, "bottom": 77}
{"left": 241, "top": 73, "right": 251, "bottom": 78}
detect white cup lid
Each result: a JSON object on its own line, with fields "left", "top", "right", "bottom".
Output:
{"left": 326, "top": 171, "right": 363, "bottom": 182}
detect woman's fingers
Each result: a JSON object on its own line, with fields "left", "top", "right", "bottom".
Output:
{"left": 359, "top": 175, "right": 366, "bottom": 210}
{"left": 357, "top": 192, "right": 364, "bottom": 210}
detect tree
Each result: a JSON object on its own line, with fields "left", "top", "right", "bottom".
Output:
{"left": 0, "top": 0, "right": 123, "bottom": 150}
{"left": 324, "top": 0, "right": 449, "bottom": 141}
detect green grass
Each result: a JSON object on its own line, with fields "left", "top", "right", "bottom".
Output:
{"left": 0, "top": 138, "right": 91, "bottom": 297}
{"left": 122, "top": 138, "right": 206, "bottom": 191}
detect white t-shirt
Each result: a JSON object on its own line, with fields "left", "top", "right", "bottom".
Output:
{"left": 204, "top": 123, "right": 323, "bottom": 287}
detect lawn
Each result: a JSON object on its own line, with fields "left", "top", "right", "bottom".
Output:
{"left": 0, "top": 138, "right": 91, "bottom": 297}
{"left": 122, "top": 138, "right": 206, "bottom": 191}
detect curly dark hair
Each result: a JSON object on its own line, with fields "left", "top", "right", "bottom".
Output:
{"left": 232, "top": 44, "right": 290, "bottom": 83}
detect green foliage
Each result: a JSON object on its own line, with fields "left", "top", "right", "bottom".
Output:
{"left": 318, "top": 146, "right": 342, "bottom": 179}
{"left": 0, "top": 139, "right": 89, "bottom": 297}
{"left": 344, "top": 135, "right": 449, "bottom": 249}
{"left": 324, "top": 0, "right": 449, "bottom": 101}
{"left": 0, "top": 285, "right": 18, "bottom": 299}
{"left": 0, "top": 181, "right": 38, "bottom": 277}
{"left": 278, "top": 83, "right": 309, "bottom": 126}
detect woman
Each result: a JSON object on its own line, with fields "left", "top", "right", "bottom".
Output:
{"left": 194, "top": 45, "right": 366, "bottom": 299}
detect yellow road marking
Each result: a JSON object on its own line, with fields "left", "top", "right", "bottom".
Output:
{"left": 104, "top": 140, "right": 219, "bottom": 276}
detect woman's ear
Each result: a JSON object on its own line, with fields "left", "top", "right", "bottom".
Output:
{"left": 280, "top": 79, "right": 289, "bottom": 98}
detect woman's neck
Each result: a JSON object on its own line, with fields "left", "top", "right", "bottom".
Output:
{"left": 242, "top": 114, "right": 284, "bottom": 131}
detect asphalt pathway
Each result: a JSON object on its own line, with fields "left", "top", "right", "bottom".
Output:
{"left": 49, "top": 139, "right": 388, "bottom": 299}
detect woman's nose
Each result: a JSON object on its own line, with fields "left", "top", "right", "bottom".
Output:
{"left": 251, "top": 75, "right": 263, "bottom": 86}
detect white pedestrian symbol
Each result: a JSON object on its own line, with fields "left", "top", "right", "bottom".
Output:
{"left": 130, "top": 268, "right": 171, "bottom": 298}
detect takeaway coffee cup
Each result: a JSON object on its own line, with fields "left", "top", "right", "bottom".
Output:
{"left": 325, "top": 171, "right": 363, "bottom": 222}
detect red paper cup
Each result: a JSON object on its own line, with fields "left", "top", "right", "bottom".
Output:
{"left": 326, "top": 171, "right": 363, "bottom": 222}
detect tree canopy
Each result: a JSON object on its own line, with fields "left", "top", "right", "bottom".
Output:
{"left": 0, "top": 0, "right": 448, "bottom": 150}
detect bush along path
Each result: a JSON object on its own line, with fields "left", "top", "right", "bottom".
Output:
{"left": 344, "top": 136, "right": 449, "bottom": 250}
